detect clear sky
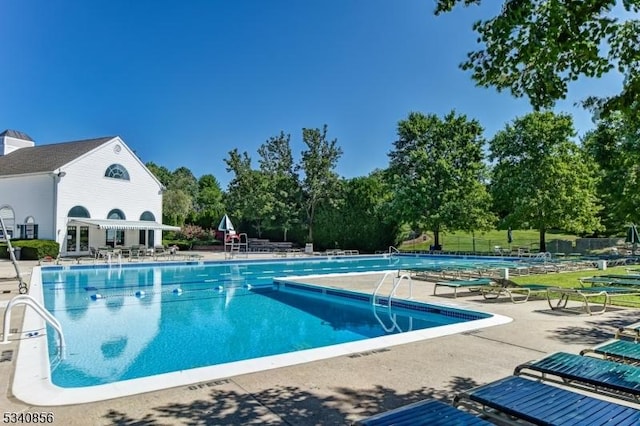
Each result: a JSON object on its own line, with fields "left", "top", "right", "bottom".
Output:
{"left": 0, "top": 1, "right": 624, "bottom": 187}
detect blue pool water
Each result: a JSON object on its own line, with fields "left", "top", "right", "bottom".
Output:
{"left": 40, "top": 255, "right": 505, "bottom": 388}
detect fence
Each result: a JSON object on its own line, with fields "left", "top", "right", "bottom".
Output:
{"left": 403, "top": 236, "right": 627, "bottom": 255}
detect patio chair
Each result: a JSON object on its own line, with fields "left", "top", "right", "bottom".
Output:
{"left": 453, "top": 375, "right": 640, "bottom": 425}
{"left": 545, "top": 286, "right": 640, "bottom": 315}
{"left": 481, "top": 282, "right": 551, "bottom": 303}
{"left": 579, "top": 276, "right": 640, "bottom": 287}
{"left": 580, "top": 339, "right": 640, "bottom": 365}
{"left": 616, "top": 322, "right": 640, "bottom": 341}
{"left": 354, "top": 399, "right": 491, "bottom": 426}
{"left": 514, "top": 351, "right": 640, "bottom": 402}
{"left": 433, "top": 277, "right": 494, "bottom": 298}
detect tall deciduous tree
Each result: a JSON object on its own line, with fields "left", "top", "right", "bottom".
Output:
{"left": 145, "top": 162, "right": 172, "bottom": 187}
{"left": 224, "top": 149, "right": 272, "bottom": 237}
{"left": 298, "top": 125, "right": 343, "bottom": 242}
{"left": 583, "top": 113, "right": 640, "bottom": 232}
{"left": 162, "top": 189, "right": 192, "bottom": 226}
{"left": 434, "top": 1, "right": 640, "bottom": 119}
{"left": 388, "top": 111, "right": 494, "bottom": 250}
{"left": 490, "top": 111, "right": 601, "bottom": 251}
{"left": 258, "top": 132, "right": 301, "bottom": 241}
{"left": 194, "top": 174, "right": 225, "bottom": 228}
{"left": 170, "top": 166, "right": 199, "bottom": 200}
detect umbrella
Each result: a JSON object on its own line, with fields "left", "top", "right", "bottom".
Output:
{"left": 217, "top": 214, "right": 235, "bottom": 232}
{"left": 507, "top": 227, "right": 513, "bottom": 245}
{"left": 626, "top": 224, "right": 640, "bottom": 244}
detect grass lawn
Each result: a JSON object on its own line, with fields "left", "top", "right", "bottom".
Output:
{"left": 511, "top": 266, "right": 640, "bottom": 308}
{"left": 401, "top": 229, "right": 579, "bottom": 253}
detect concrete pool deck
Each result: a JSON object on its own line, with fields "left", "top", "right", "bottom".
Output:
{"left": 1, "top": 253, "right": 639, "bottom": 425}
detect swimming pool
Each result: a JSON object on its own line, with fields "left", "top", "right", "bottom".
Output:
{"left": 14, "top": 255, "right": 512, "bottom": 405}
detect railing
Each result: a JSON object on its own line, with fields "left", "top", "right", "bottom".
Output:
{"left": 371, "top": 271, "right": 414, "bottom": 333}
{"left": 1, "top": 295, "right": 66, "bottom": 358}
{"left": 390, "top": 273, "right": 413, "bottom": 299}
{"left": 0, "top": 215, "right": 27, "bottom": 294}
{"left": 388, "top": 246, "right": 400, "bottom": 255}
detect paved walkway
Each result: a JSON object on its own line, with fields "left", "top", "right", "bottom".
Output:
{"left": 1, "top": 254, "right": 639, "bottom": 425}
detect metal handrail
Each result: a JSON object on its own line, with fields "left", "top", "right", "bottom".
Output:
{"left": 1, "top": 295, "right": 66, "bottom": 358}
{"left": 0, "top": 216, "right": 27, "bottom": 294}
{"left": 388, "top": 246, "right": 400, "bottom": 255}
{"left": 390, "top": 273, "right": 413, "bottom": 299}
{"left": 371, "top": 271, "right": 414, "bottom": 333}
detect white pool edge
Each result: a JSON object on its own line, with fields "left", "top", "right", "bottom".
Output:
{"left": 12, "top": 268, "right": 512, "bottom": 406}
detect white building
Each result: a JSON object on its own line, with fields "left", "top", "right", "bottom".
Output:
{"left": 0, "top": 129, "right": 179, "bottom": 255}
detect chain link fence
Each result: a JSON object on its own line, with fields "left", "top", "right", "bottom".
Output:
{"left": 402, "top": 236, "right": 627, "bottom": 255}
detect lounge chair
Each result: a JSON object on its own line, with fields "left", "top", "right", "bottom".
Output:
{"left": 579, "top": 276, "right": 640, "bottom": 287}
{"left": 514, "top": 351, "right": 640, "bottom": 401}
{"left": 546, "top": 286, "right": 640, "bottom": 315}
{"left": 580, "top": 339, "right": 640, "bottom": 365}
{"left": 433, "top": 277, "right": 494, "bottom": 298}
{"left": 453, "top": 375, "right": 640, "bottom": 425}
{"left": 617, "top": 322, "right": 640, "bottom": 341}
{"left": 481, "top": 282, "right": 551, "bottom": 303}
{"left": 354, "top": 399, "right": 491, "bottom": 426}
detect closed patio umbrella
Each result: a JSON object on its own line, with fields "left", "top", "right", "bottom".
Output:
{"left": 217, "top": 214, "right": 235, "bottom": 232}
{"left": 626, "top": 224, "right": 640, "bottom": 251}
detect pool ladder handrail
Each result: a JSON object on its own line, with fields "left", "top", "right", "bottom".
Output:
{"left": 372, "top": 271, "right": 414, "bottom": 332}
{"left": 388, "top": 246, "right": 400, "bottom": 256}
{"left": 1, "top": 294, "right": 66, "bottom": 358}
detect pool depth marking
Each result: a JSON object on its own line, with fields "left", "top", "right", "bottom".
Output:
{"left": 13, "top": 262, "right": 513, "bottom": 405}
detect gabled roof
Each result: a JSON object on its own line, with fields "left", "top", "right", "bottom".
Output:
{"left": 0, "top": 137, "right": 114, "bottom": 176}
{"left": 0, "top": 129, "right": 34, "bottom": 141}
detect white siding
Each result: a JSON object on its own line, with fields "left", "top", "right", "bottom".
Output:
{"left": 0, "top": 174, "right": 55, "bottom": 238}
{"left": 57, "top": 137, "right": 164, "bottom": 251}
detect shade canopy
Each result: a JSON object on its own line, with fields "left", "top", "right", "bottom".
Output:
{"left": 69, "top": 218, "right": 180, "bottom": 231}
{"left": 217, "top": 214, "right": 235, "bottom": 232}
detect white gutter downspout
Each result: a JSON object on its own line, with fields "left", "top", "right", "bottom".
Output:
{"left": 53, "top": 170, "right": 66, "bottom": 251}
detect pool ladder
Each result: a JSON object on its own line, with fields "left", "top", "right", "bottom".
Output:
{"left": 1, "top": 294, "right": 66, "bottom": 359}
{"left": 372, "top": 271, "right": 413, "bottom": 332}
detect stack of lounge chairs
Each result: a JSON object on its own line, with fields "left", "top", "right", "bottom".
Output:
{"left": 541, "top": 273, "right": 640, "bottom": 315}
{"left": 355, "top": 325, "right": 640, "bottom": 425}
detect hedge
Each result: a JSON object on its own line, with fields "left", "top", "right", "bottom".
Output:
{"left": 0, "top": 240, "right": 60, "bottom": 260}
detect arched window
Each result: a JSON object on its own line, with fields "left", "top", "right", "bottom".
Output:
{"left": 68, "top": 206, "right": 91, "bottom": 218}
{"left": 104, "top": 164, "right": 130, "bottom": 180}
{"left": 138, "top": 211, "right": 156, "bottom": 247}
{"left": 19, "top": 216, "right": 38, "bottom": 240}
{"left": 107, "top": 209, "right": 126, "bottom": 220}
{"left": 140, "top": 211, "right": 155, "bottom": 221}
{"left": 0, "top": 205, "right": 15, "bottom": 238}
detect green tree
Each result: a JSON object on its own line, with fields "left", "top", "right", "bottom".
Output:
{"left": 145, "top": 161, "right": 172, "bottom": 187}
{"left": 224, "top": 149, "right": 272, "bottom": 237}
{"left": 257, "top": 132, "right": 301, "bottom": 241}
{"left": 583, "top": 113, "right": 640, "bottom": 232}
{"left": 162, "top": 189, "right": 193, "bottom": 226}
{"left": 388, "top": 111, "right": 494, "bottom": 250}
{"left": 490, "top": 111, "right": 601, "bottom": 251}
{"left": 434, "top": 1, "right": 640, "bottom": 119}
{"left": 298, "top": 125, "right": 343, "bottom": 242}
{"left": 169, "top": 166, "right": 199, "bottom": 200}
{"left": 314, "top": 171, "right": 400, "bottom": 252}
{"left": 194, "top": 174, "right": 225, "bottom": 228}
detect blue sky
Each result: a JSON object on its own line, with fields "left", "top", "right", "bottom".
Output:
{"left": 0, "top": 1, "right": 624, "bottom": 187}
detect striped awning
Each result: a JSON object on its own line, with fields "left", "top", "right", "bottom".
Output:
{"left": 69, "top": 218, "right": 181, "bottom": 231}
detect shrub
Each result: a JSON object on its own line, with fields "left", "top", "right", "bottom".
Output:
{"left": 0, "top": 240, "right": 60, "bottom": 260}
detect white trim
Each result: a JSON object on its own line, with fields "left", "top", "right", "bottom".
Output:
{"left": 68, "top": 218, "right": 180, "bottom": 231}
